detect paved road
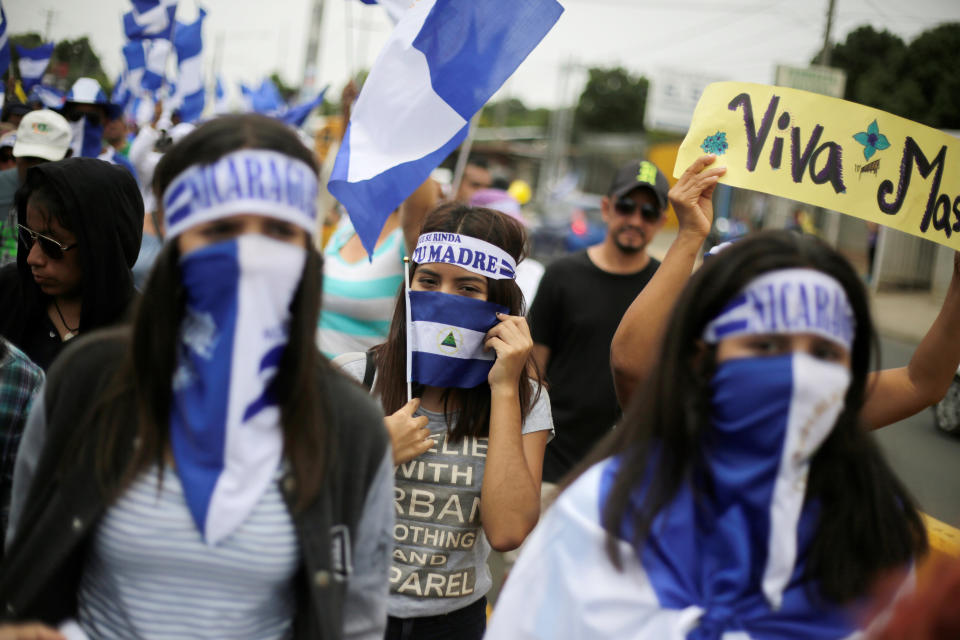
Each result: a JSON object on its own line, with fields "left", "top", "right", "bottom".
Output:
{"left": 873, "top": 336, "right": 960, "bottom": 528}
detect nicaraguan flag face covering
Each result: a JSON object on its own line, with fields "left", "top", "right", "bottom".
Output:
{"left": 171, "top": 234, "right": 306, "bottom": 544}
{"left": 407, "top": 289, "right": 507, "bottom": 388}
{"left": 69, "top": 116, "right": 104, "bottom": 158}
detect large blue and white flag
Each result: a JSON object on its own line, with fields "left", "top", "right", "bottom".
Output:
{"left": 124, "top": 0, "right": 179, "bottom": 41}
{"left": 407, "top": 290, "right": 506, "bottom": 389}
{"left": 0, "top": 2, "right": 9, "bottom": 81}
{"left": 16, "top": 42, "right": 54, "bottom": 95}
{"left": 280, "top": 86, "right": 327, "bottom": 128}
{"left": 170, "top": 8, "right": 205, "bottom": 122}
{"left": 143, "top": 38, "right": 173, "bottom": 93}
{"left": 327, "top": 0, "right": 563, "bottom": 258}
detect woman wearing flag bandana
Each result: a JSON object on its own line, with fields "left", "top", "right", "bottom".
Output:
{"left": 335, "top": 202, "right": 553, "bottom": 639}
{"left": 486, "top": 155, "right": 960, "bottom": 638}
{"left": 1, "top": 115, "right": 395, "bottom": 640}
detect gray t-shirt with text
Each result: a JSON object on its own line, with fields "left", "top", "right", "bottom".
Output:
{"left": 337, "top": 352, "right": 553, "bottom": 617}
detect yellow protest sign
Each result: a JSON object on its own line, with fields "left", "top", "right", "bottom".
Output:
{"left": 676, "top": 81, "right": 960, "bottom": 251}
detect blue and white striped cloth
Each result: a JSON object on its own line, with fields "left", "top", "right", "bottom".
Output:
{"left": 78, "top": 464, "right": 299, "bottom": 640}
{"left": 0, "top": 2, "right": 9, "bottom": 80}
{"left": 407, "top": 290, "right": 506, "bottom": 389}
{"left": 124, "top": 0, "right": 178, "bottom": 41}
{"left": 170, "top": 8, "right": 205, "bottom": 122}
{"left": 15, "top": 43, "right": 54, "bottom": 95}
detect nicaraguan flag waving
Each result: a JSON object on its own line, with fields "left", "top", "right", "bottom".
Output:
{"left": 124, "top": 0, "right": 178, "bottom": 41}
{"left": 407, "top": 290, "right": 506, "bottom": 389}
{"left": 16, "top": 43, "right": 54, "bottom": 95}
{"left": 327, "top": 0, "right": 563, "bottom": 257}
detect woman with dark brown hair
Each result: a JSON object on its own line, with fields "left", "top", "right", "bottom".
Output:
{"left": 335, "top": 203, "right": 553, "bottom": 639}
{"left": 1, "top": 115, "right": 393, "bottom": 640}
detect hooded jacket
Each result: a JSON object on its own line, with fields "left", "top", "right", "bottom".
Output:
{"left": 0, "top": 158, "right": 143, "bottom": 370}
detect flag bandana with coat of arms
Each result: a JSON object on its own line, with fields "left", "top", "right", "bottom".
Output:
{"left": 407, "top": 290, "right": 507, "bottom": 389}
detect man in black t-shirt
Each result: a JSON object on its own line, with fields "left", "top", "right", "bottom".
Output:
{"left": 529, "top": 160, "right": 670, "bottom": 484}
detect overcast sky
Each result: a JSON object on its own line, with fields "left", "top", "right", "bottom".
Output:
{"left": 6, "top": 0, "right": 959, "bottom": 108}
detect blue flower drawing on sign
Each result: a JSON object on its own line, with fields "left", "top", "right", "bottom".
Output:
{"left": 700, "top": 131, "right": 728, "bottom": 155}
{"left": 853, "top": 120, "right": 890, "bottom": 160}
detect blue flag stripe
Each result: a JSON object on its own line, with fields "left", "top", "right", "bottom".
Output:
{"left": 408, "top": 290, "right": 506, "bottom": 332}
{"left": 411, "top": 351, "right": 492, "bottom": 388}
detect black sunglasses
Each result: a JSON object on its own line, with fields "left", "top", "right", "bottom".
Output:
{"left": 18, "top": 224, "right": 78, "bottom": 260}
{"left": 64, "top": 109, "right": 102, "bottom": 128}
{"left": 614, "top": 198, "right": 662, "bottom": 222}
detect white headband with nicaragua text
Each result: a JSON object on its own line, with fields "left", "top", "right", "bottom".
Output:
{"left": 162, "top": 149, "right": 319, "bottom": 239}
{"left": 413, "top": 232, "right": 517, "bottom": 280}
{"left": 702, "top": 268, "right": 855, "bottom": 350}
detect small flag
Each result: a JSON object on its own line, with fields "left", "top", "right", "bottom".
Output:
{"left": 124, "top": 0, "right": 179, "bottom": 41}
{"left": 327, "top": 0, "right": 563, "bottom": 258}
{"left": 15, "top": 43, "right": 54, "bottom": 94}
{"left": 407, "top": 290, "right": 506, "bottom": 389}
{"left": 280, "top": 86, "right": 327, "bottom": 128}
{"left": 169, "top": 8, "right": 206, "bottom": 122}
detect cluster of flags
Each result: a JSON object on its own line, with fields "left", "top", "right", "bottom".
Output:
{"left": 0, "top": 0, "right": 59, "bottom": 110}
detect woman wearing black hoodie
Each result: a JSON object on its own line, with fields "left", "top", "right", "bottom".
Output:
{"left": 0, "top": 158, "right": 143, "bottom": 370}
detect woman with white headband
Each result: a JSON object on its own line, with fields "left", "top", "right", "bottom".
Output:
{"left": 334, "top": 202, "right": 553, "bottom": 639}
{"left": 485, "top": 156, "right": 955, "bottom": 638}
{"left": 0, "top": 115, "right": 394, "bottom": 640}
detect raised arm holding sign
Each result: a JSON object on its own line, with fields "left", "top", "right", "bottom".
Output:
{"left": 612, "top": 150, "right": 960, "bottom": 431}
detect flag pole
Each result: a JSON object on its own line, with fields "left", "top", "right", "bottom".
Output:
{"left": 450, "top": 112, "right": 479, "bottom": 201}
{"left": 404, "top": 256, "right": 413, "bottom": 402}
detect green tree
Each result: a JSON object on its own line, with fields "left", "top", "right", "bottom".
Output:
{"left": 269, "top": 72, "right": 298, "bottom": 103}
{"left": 573, "top": 66, "right": 648, "bottom": 134}
{"left": 825, "top": 23, "right": 960, "bottom": 128}
{"left": 479, "top": 98, "right": 549, "bottom": 128}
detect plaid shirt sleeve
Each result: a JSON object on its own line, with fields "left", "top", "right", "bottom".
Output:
{"left": 0, "top": 340, "right": 45, "bottom": 538}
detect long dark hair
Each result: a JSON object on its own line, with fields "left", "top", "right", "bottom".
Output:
{"left": 91, "top": 114, "right": 329, "bottom": 511}
{"left": 372, "top": 202, "right": 540, "bottom": 440}
{"left": 582, "top": 230, "right": 926, "bottom": 604}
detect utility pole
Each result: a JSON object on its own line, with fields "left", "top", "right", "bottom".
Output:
{"left": 301, "top": 0, "right": 326, "bottom": 97}
{"left": 44, "top": 9, "right": 55, "bottom": 41}
{"left": 818, "top": 0, "right": 837, "bottom": 66}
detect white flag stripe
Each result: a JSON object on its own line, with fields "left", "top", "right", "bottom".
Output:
{"left": 410, "top": 319, "right": 494, "bottom": 362}
{"left": 346, "top": 0, "right": 466, "bottom": 182}
{"left": 19, "top": 58, "right": 48, "bottom": 77}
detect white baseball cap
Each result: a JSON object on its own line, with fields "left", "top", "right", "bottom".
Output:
{"left": 13, "top": 109, "right": 72, "bottom": 161}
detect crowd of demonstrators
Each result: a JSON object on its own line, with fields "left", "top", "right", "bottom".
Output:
{"left": 0, "top": 110, "right": 73, "bottom": 268}
{"left": 1, "top": 114, "right": 394, "bottom": 640}
{"left": 0, "top": 156, "right": 142, "bottom": 371}
{"left": 527, "top": 160, "right": 669, "bottom": 493}
{"left": 333, "top": 203, "right": 553, "bottom": 639}
{"left": 0, "top": 62, "right": 957, "bottom": 640}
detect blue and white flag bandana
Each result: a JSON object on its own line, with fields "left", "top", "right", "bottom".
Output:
{"left": 171, "top": 234, "right": 305, "bottom": 544}
{"left": 162, "top": 149, "right": 319, "bottom": 239}
{"left": 413, "top": 231, "right": 517, "bottom": 280}
{"left": 702, "top": 268, "right": 855, "bottom": 349}
{"left": 407, "top": 290, "right": 507, "bottom": 388}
